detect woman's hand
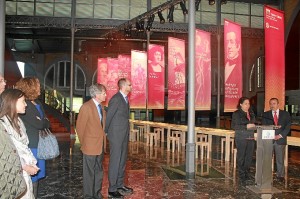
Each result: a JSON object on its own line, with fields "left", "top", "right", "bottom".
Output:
{"left": 22, "top": 164, "right": 40, "bottom": 175}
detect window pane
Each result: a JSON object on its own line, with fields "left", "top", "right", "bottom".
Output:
{"left": 202, "top": 12, "right": 216, "bottom": 25}
{"left": 77, "top": 0, "right": 93, "bottom": 3}
{"left": 251, "top": 3, "right": 263, "bottom": 16}
{"left": 36, "top": 0, "right": 54, "bottom": 2}
{"left": 17, "top": 2, "right": 34, "bottom": 15}
{"left": 130, "top": 7, "right": 147, "bottom": 19}
{"left": 235, "top": 2, "right": 249, "bottom": 15}
{"left": 235, "top": 15, "right": 249, "bottom": 27}
{"left": 6, "top": 2, "right": 17, "bottom": 15}
{"left": 173, "top": 9, "right": 185, "bottom": 23}
{"left": 201, "top": 1, "right": 216, "bottom": 12}
{"left": 95, "top": 0, "right": 111, "bottom": 4}
{"left": 131, "top": 0, "right": 146, "bottom": 7}
{"left": 94, "top": 5, "right": 111, "bottom": 19}
{"left": 55, "top": 0, "right": 71, "bottom": 3}
{"left": 54, "top": 3, "right": 71, "bottom": 17}
{"left": 112, "top": 5, "right": 129, "bottom": 19}
{"left": 76, "top": 4, "right": 93, "bottom": 18}
{"left": 251, "top": 16, "right": 263, "bottom": 28}
{"left": 195, "top": 11, "right": 201, "bottom": 24}
{"left": 58, "top": 62, "right": 65, "bottom": 87}
{"left": 113, "top": 0, "right": 129, "bottom": 6}
{"left": 76, "top": 66, "right": 85, "bottom": 90}
{"left": 36, "top": 3, "right": 54, "bottom": 16}
{"left": 221, "top": 2, "right": 234, "bottom": 13}
{"left": 66, "top": 62, "right": 70, "bottom": 87}
{"left": 45, "top": 66, "right": 54, "bottom": 88}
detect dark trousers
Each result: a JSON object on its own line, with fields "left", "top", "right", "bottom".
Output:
{"left": 235, "top": 138, "right": 255, "bottom": 179}
{"left": 274, "top": 142, "right": 286, "bottom": 177}
{"left": 83, "top": 153, "right": 104, "bottom": 199}
{"left": 108, "top": 133, "right": 129, "bottom": 192}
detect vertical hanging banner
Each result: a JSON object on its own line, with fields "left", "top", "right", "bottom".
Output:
{"left": 106, "top": 58, "right": 119, "bottom": 106}
{"left": 118, "top": 54, "right": 131, "bottom": 80}
{"left": 148, "top": 44, "right": 165, "bottom": 109}
{"left": 131, "top": 50, "right": 147, "bottom": 109}
{"left": 195, "top": 29, "right": 211, "bottom": 110}
{"left": 224, "top": 19, "right": 242, "bottom": 112}
{"left": 264, "top": 6, "right": 285, "bottom": 110}
{"left": 168, "top": 37, "right": 186, "bottom": 110}
{"left": 97, "top": 58, "right": 108, "bottom": 86}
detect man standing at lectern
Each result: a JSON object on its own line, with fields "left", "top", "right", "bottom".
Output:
{"left": 262, "top": 98, "right": 291, "bottom": 182}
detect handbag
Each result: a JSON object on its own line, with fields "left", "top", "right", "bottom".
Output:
{"left": 37, "top": 128, "right": 60, "bottom": 160}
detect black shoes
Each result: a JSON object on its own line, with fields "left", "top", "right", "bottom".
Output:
{"left": 108, "top": 191, "right": 123, "bottom": 198}
{"left": 117, "top": 186, "right": 133, "bottom": 196}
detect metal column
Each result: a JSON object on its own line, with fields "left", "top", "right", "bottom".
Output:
{"left": 186, "top": 0, "right": 196, "bottom": 179}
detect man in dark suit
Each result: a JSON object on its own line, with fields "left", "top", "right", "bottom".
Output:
{"left": 105, "top": 78, "right": 132, "bottom": 198}
{"left": 76, "top": 84, "right": 107, "bottom": 199}
{"left": 262, "top": 98, "right": 291, "bottom": 181}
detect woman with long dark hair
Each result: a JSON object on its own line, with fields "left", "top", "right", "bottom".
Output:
{"left": 0, "top": 89, "right": 39, "bottom": 198}
{"left": 231, "top": 97, "right": 256, "bottom": 185}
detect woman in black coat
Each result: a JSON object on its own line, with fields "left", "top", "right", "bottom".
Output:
{"left": 231, "top": 97, "right": 256, "bottom": 185}
{"left": 16, "top": 77, "right": 50, "bottom": 198}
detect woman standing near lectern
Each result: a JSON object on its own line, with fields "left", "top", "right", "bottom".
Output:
{"left": 231, "top": 97, "right": 256, "bottom": 185}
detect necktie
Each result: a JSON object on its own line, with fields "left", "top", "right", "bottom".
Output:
{"left": 125, "top": 96, "right": 128, "bottom": 103}
{"left": 98, "top": 104, "right": 103, "bottom": 125}
{"left": 246, "top": 112, "right": 250, "bottom": 121}
{"left": 274, "top": 111, "right": 278, "bottom": 126}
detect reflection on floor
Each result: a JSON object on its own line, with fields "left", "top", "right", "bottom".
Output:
{"left": 39, "top": 137, "right": 300, "bottom": 199}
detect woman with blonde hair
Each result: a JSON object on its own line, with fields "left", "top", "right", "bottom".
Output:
{"left": 16, "top": 77, "right": 50, "bottom": 198}
{"left": 0, "top": 88, "right": 39, "bottom": 198}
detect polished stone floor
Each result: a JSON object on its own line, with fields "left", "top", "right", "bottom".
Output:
{"left": 38, "top": 136, "right": 300, "bottom": 199}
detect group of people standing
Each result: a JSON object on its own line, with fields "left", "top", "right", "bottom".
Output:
{"left": 0, "top": 75, "right": 50, "bottom": 198}
{"left": 76, "top": 78, "right": 133, "bottom": 199}
{"left": 232, "top": 97, "right": 291, "bottom": 186}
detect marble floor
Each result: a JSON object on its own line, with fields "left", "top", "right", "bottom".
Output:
{"left": 38, "top": 136, "right": 300, "bottom": 199}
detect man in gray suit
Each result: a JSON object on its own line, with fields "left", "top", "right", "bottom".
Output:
{"left": 262, "top": 98, "right": 291, "bottom": 182}
{"left": 105, "top": 78, "right": 132, "bottom": 198}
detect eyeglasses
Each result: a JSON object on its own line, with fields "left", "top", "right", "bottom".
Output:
{"left": 0, "top": 79, "right": 7, "bottom": 83}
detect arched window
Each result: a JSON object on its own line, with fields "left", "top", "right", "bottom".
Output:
{"left": 44, "top": 61, "right": 86, "bottom": 91}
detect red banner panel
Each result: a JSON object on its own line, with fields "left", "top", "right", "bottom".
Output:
{"left": 106, "top": 58, "right": 119, "bottom": 106}
{"left": 130, "top": 50, "right": 147, "bottom": 109}
{"left": 195, "top": 29, "right": 211, "bottom": 110}
{"left": 118, "top": 54, "right": 131, "bottom": 80}
{"left": 148, "top": 44, "right": 165, "bottom": 109}
{"left": 264, "top": 6, "right": 285, "bottom": 110}
{"left": 97, "top": 58, "right": 108, "bottom": 86}
{"left": 224, "top": 20, "right": 242, "bottom": 112}
{"left": 168, "top": 37, "right": 186, "bottom": 110}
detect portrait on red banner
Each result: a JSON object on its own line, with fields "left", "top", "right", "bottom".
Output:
{"left": 118, "top": 54, "right": 131, "bottom": 80}
{"left": 130, "top": 50, "right": 147, "bottom": 109}
{"left": 195, "top": 29, "right": 211, "bottom": 110}
{"left": 148, "top": 44, "right": 165, "bottom": 109}
{"left": 225, "top": 31, "right": 241, "bottom": 84}
{"left": 168, "top": 37, "right": 185, "bottom": 110}
{"left": 97, "top": 58, "right": 108, "bottom": 86}
{"left": 224, "top": 20, "right": 242, "bottom": 112}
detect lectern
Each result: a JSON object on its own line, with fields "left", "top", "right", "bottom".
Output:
{"left": 247, "top": 125, "right": 281, "bottom": 194}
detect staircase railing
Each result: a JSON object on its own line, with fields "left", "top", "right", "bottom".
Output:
{"left": 41, "top": 89, "right": 71, "bottom": 118}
